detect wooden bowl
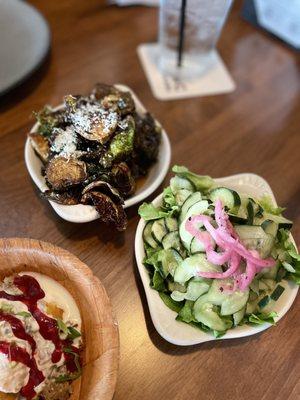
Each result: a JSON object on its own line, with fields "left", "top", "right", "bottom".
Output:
{"left": 0, "top": 238, "right": 119, "bottom": 400}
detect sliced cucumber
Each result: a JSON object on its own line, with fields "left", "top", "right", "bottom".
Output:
{"left": 171, "top": 278, "right": 211, "bottom": 302}
{"left": 174, "top": 253, "right": 222, "bottom": 284}
{"left": 259, "top": 262, "right": 279, "bottom": 280}
{"left": 233, "top": 307, "right": 245, "bottom": 326}
{"left": 234, "top": 225, "right": 274, "bottom": 258}
{"left": 161, "top": 249, "right": 183, "bottom": 277}
{"left": 151, "top": 219, "right": 167, "bottom": 244}
{"left": 164, "top": 217, "right": 178, "bottom": 232}
{"left": 261, "top": 219, "right": 278, "bottom": 237}
{"left": 193, "top": 278, "right": 249, "bottom": 328}
{"left": 193, "top": 294, "right": 228, "bottom": 331}
{"left": 209, "top": 187, "right": 241, "bottom": 214}
{"left": 247, "top": 198, "right": 264, "bottom": 224}
{"left": 190, "top": 236, "right": 206, "bottom": 254}
{"left": 220, "top": 290, "right": 249, "bottom": 316}
{"left": 162, "top": 231, "right": 182, "bottom": 252}
{"left": 175, "top": 189, "right": 193, "bottom": 206}
{"left": 263, "top": 213, "right": 292, "bottom": 229}
{"left": 185, "top": 280, "right": 210, "bottom": 301}
{"left": 171, "top": 291, "right": 186, "bottom": 302}
{"left": 180, "top": 192, "right": 202, "bottom": 222}
{"left": 228, "top": 213, "right": 247, "bottom": 225}
{"left": 179, "top": 200, "right": 210, "bottom": 251}
{"left": 170, "top": 176, "right": 194, "bottom": 194}
{"left": 143, "top": 222, "right": 159, "bottom": 249}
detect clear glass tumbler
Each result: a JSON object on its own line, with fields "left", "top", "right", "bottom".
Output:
{"left": 158, "top": 0, "right": 233, "bottom": 79}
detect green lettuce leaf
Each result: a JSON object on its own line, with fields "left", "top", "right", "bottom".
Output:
{"left": 151, "top": 270, "right": 166, "bottom": 292}
{"left": 172, "top": 165, "right": 214, "bottom": 192}
{"left": 159, "top": 292, "right": 184, "bottom": 313}
{"left": 258, "top": 195, "right": 285, "bottom": 215}
{"left": 138, "top": 203, "right": 170, "bottom": 221}
{"left": 248, "top": 311, "right": 277, "bottom": 325}
{"left": 176, "top": 300, "right": 195, "bottom": 323}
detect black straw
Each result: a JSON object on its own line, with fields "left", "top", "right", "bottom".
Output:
{"left": 177, "top": 0, "right": 187, "bottom": 67}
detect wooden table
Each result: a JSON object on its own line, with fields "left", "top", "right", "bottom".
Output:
{"left": 0, "top": 1, "right": 299, "bottom": 399}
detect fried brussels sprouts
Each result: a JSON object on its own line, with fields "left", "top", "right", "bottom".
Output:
{"left": 29, "top": 132, "right": 50, "bottom": 163}
{"left": 81, "top": 191, "right": 127, "bottom": 231}
{"left": 45, "top": 157, "right": 87, "bottom": 191}
{"left": 30, "top": 83, "right": 161, "bottom": 230}
{"left": 92, "top": 83, "right": 118, "bottom": 100}
{"left": 64, "top": 95, "right": 119, "bottom": 144}
{"left": 112, "top": 162, "right": 135, "bottom": 197}
{"left": 82, "top": 180, "right": 123, "bottom": 205}
{"left": 42, "top": 188, "right": 82, "bottom": 205}
{"left": 34, "top": 107, "right": 65, "bottom": 137}
{"left": 109, "top": 115, "right": 135, "bottom": 160}
{"left": 134, "top": 112, "right": 161, "bottom": 169}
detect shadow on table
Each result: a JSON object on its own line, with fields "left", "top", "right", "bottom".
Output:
{"left": 0, "top": 50, "right": 51, "bottom": 112}
{"left": 132, "top": 251, "right": 269, "bottom": 355}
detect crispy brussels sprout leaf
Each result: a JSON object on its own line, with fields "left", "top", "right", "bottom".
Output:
{"left": 112, "top": 162, "right": 135, "bottom": 197}
{"left": 109, "top": 115, "right": 135, "bottom": 160}
{"left": 101, "top": 91, "right": 135, "bottom": 116}
{"left": 82, "top": 180, "right": 123, "bottom": 205}
{"left": 28, "top": 132, "right": 49, "bottom": 163}
{"left": 92, "top": 83, "right": 118, "bottom": 100}
{"left": 46, "top": 157, "right": 87, "bottom": 191}
{"left": 81, "top": 191, "right": 127, "bottom": 231}
{"left": 42, "top": 188, "right": 81, "bottom": 205}
{"left": 134, "top": 112, "right": 161, "bottom": 169}
{"left": 34, "top": 106, "right": 64, "bottom": 137}
{"left": 65, "top": 96, "right": 119, "bottom": 144}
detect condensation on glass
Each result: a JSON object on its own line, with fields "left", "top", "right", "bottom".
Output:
{"left": 158, "top": 0, "right": 233, "bottom": 79}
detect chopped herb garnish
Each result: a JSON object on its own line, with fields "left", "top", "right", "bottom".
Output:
{"left": 57, "top": 318, "right": 68, "bottom": 336}
{"left": 67, "top": 326, "right": 81, "bottom": 340}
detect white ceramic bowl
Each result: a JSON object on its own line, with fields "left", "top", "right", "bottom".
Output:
{"left": 135, "top": 173, "right": 299, "bottom": 345}
{"left": 24, "top": 84, "right": 171, "bottom": 223}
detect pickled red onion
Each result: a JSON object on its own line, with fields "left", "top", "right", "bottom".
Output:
{"left": 185, "top": 199, "right": 276, "bottom": 290}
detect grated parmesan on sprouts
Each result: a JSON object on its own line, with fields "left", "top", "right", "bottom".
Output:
{"left": 69, "top": 102, "right": 119, "bottom": 137}
{"left": 50, "top": 126, "right": 77, "bottom": 157}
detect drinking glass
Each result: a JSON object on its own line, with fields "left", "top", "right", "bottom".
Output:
{"left": 158, "top": 0, "right": 233, "bottom": 79}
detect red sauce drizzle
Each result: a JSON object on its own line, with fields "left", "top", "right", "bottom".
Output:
{"left": 0, "top": 274, "right": 80, "bottom": 399}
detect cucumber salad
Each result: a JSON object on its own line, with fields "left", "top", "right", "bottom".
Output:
{"left": 138, "top": 166, "right": 299, "bottom": 337}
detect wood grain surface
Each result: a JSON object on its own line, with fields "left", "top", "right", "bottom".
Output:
{"left": 0, "top": 238, "right": 119, "bottom": 400}
{"left": 0, "top": 1, "right": 299, "bottom": 399}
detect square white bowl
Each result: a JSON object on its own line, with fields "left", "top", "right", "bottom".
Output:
{"left": 135, "top": 173, "right": 299, "bottom": 345}
{"left": 24, "top": 84, "right": 171, "bottom": 223}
